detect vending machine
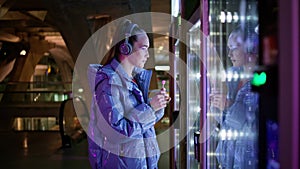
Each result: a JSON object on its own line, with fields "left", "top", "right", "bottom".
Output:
{"left": 169, "top": 0, "right": 269, "bottom": 169}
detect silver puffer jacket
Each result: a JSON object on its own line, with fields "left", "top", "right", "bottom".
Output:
{"left": 87, "top": 58, "right": 164, "bottom": 169}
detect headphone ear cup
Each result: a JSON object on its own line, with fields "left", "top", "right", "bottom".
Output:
{"left": 119, "top": 21, "right": 137, "bottom": 55}
{"left": 119, "top": 42, "right": 132, "bottom": 55}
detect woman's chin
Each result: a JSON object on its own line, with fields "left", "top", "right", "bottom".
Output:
{"left": 137, "top": 64, "right": 145, "bottom": 68}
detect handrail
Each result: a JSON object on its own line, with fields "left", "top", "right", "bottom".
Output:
{"left": 0, "top": 81, "right": 72, "bottom": 84}
{"left": 0, "top": 81, "right": 73, "bottom": 103}
{"left": 0, "top": 90, "right": 71, "bottom": 93}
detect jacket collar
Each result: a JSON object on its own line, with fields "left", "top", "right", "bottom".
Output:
{"left": 110, "top": 58, "right": 133, "bottom": 82}
{"left": 108, "top": 58, "right": 151, "bottom": 91}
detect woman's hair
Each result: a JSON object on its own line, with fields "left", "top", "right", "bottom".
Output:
{"left": 229, "top": 25, "right": 259, "bottom": 55}
{"left": 101, "top": 19, "right": 145, "bottom": 65}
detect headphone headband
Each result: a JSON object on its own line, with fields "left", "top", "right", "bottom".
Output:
{"left": 125, "top": 23, "right": 137, "bottom": 39}
{"left": 119, "top": 22, "right": 138, "bottom": 55}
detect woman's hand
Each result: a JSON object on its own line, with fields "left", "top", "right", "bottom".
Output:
{"left": 209, "top": 90, "right": 226, "bottom": 111}
{"left": 150, "top": 89, "right": 171, "bottom": 111}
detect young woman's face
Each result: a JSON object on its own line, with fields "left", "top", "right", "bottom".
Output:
{"left": 127, "top": 33, "right": 150, "bottom": 68}
{"left": 227, "top": 34, "right": 248, "bottom": 67}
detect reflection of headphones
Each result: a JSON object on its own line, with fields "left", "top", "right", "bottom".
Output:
{"left": 119, "top": 22, "right": 137, "bottom": 55}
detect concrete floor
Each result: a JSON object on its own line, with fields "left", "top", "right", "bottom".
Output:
{"left": 0, "top": 131, "right": 89, "bottom": 169}
{"left": 0, "top": 126, "right": 170, "bottom": 169}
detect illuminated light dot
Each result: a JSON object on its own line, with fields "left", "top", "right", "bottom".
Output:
{"left": 20, "top": 50, "right": 27, "bottom": 56}
{"left": 233, "top": 72, "right": 239, "bottom": 80}
{"left": 234, "top": 130, "right": 239, "bottom": 138}
{"left": 219, "top": 129, "right": 227, "bottom": 140}
{"left": 220, "top": 11, "right": 226, "bottom": 23}
{"left": 226, "top": 12, "right": 232, "bottom": 23}
{"left": 233, "top": 12, "right": 239, "bottom": 22}
{"left": 227, "top": 130, "right": 233, "bottom": 140}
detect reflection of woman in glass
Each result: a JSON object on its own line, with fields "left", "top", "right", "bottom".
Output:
{"left": 211, "top": 26, "right": 259, "bottom": 169}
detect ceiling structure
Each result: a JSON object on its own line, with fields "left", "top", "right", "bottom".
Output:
{"left": 0, "top": 0, "right": 171, "bottom": 67}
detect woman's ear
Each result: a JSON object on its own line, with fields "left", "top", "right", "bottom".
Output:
{"left": 247, "top": 53, "right": 258, "bottom": 63}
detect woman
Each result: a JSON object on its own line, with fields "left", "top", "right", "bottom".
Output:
{"left": 211, "top": 26, "right": 259, "bottom": 169}
{"left": 87, "top": 19, "right": 169, "bottom": 169}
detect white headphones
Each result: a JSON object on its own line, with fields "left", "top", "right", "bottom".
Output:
{"left": 119, "top": 22, "right": 137, "bottom": 55}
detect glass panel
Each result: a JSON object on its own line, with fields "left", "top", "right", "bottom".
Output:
{"left": 187, "top": 20, "right": 201, "bottom": 169}
{"left": 172, "top": 39, "right": 181, "bottom": 169}
{"left": 174, "top": 41, "right": 180, "bottom": 111}
{"left": 170, "top": 1, "right": 182, "bottom": 167}
{"left": 207, "top": 0, "right": 259, "bottom": 168}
